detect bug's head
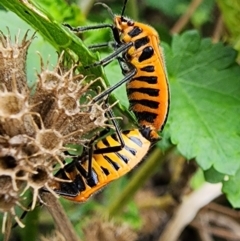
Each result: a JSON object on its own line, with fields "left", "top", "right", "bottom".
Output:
{"left": 115, "top": 0, "right": 134, "bottom": 31}
{"left": 114, "top": 15, "right": 134, "bottom": 32}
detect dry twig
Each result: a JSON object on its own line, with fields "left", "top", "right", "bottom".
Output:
{"left": 212, "top": 16, "right": 224, "bottom": 43}
{"left": 170, "top": 0, "right": 203, "bottom": 34}
{"left": 158, "top": 183, "right": 222, "bottom": 241}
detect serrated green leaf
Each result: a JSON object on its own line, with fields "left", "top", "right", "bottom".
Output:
{"left": 165, "top": 30, "right": 240, "bottom": 176}
{"left": 223, "top": 167, "right": 240, "bottom": 207}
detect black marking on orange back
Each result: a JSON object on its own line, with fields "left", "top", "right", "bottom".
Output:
{"left": 129, "top": 99, "right": 159, "bottom": 109}
{"left": 134, "top": 37, "right": 150, "bottom": 49}
{"left": 55, "top": 181, "right": 78, "bottom": 196}
{"left": 128, "top": 26, "right": 142, "bottom": 37}
{"left": 122, "top": 130, "right": 131, "bottom": 135}
{"left": 131, "top": 76, "right": 158, "bottom": 84}
{"left": 56, "top": 174, "right": 86, "bottom": 196}
{"left": 140, "top": 65, "right": 155, "bottom": 72}
{"left": 116, "top": 152, "right": 129, "bottom": 163}
{"left": 134, "top": 111, "right": 158, "bottom": 124}
{"left": 75, "top": 161, "right": 88, "bottom": 178}
{"left": 104, "top": 155, "right": 120, "bottom": 170}
{"left": 127, "top": 87, "right": 159, "bottom": 97}
{"left": 124, "top": 145, "right": 137, "bottom": 156}
{"left": 101, "top": 166, "right": 110, "bottom": 175}
{"left": 111, "top": 133, "right": 118, "bottom": 142}
{"left": 75, "top": 174, "right": 88, "bottom": 191}
{"left": 102, "top": 138, "right": 110, "bottom": 147}
{"left": 138, "top": 46, "right": 154, "bottom": 62}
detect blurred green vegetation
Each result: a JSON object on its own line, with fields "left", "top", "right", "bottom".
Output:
{"left": 0, "top": 0, "right": 240, "bottom": 240}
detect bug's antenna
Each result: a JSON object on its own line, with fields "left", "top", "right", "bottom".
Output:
{"left": 94, "top": 2, "right": 115, "bottom": 19}
{"left": 121, "top": 0, "right": 128, "bottom": 18}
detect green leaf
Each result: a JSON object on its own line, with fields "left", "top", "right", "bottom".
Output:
{"left": 190, "top": 168, "right": 205, "bottom": 190}
{"left": 30, "top": 0, "right": 86, "bottom": 25}
{"left": 165, "top": 30, "right": 240, "bottom": 176}
{"left": 204, "top": 167, "right": 225, "bottom": 183}
{"left": 223, "top": 167, "right": 240, "bottom": 208}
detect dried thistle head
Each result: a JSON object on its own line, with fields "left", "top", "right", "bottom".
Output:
{"left": 40, "top": 230, "right": 67, "bottom": 241}
{"left": 0, "top": 30, "right": 111, "bottom": 232}
{"left": 83, "top": 218, "right": 137, "bottom": 241}
{"left": 0, "top": 28, "right": 32, "bottom": 94}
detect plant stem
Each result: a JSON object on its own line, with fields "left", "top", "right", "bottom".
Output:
{"left": 3, "top": 215, "right": 12, "bottom": 241}
{"left": 107, "top": 146, "right": 173, "bottom": 217}
{"left": 212, "top": 15, "right": 223, "bottom": 43}
{"left": 40, "top": 192, "right": 81, "bottom": 241}
{"left": 127, "top": 0, "right": 139, "bottom": 21}
{"left": 158, "top": 183, "right": 222, "bottom": 241}
{"left": 170, "top": 0, "right": 203, "bottom": 34}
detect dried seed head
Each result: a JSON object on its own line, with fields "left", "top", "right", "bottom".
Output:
{"left": 0, "top": 93, "right": 25, "bottom": 116}
{"left": 0, "top": 30, "right": 111, "bottom": 232}
{"left": 0, "top": 29, "right": 34, "bottom": 94}
{"left": 83, "top": 219, "right": 137, "bottom": 241}
{"left": 36, "top": 129, "right": 63, "bottom": 152}
{"left": 40, "top": 230, "right": 67, "bottom": 241}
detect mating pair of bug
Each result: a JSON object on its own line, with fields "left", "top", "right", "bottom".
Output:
{"left": 47, "top": 0, "right": 170, "bottom": 202}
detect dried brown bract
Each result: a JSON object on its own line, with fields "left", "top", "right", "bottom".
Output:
{"left": 0, "top": 30, "right": 110, "bottom": 232}
{"left": 83, "top": 218, "right": 137, "bottom": 241}
{"left": 40, "top": 230, "right": 67, "bottom": 241}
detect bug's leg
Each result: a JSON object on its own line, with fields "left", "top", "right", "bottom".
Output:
{"left": 88, "top": 41, "right": 119, "bottom": 51}
{"left": 12, "top": 201, "right": 40, "bottom": 228}
{"left": 92, "top": 67, "right": 137, "bottom": 103}
{"left": 63, "top": 23, "right": 113, "bottom": 32}
{"left": 86, "top": 144, "right": 93, "bottom": 181}
{"left": 63, "top": 22, "right": 121, "bottom": 44}
{"left": 85, "top": 100, "right": 125, "bottom": 180}
{"left": 93, "top": 106, "right": 125, "bottom": 154}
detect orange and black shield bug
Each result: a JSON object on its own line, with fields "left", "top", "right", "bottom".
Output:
{"left": 64, "top": 0, "right": 170, "bottom": 142}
